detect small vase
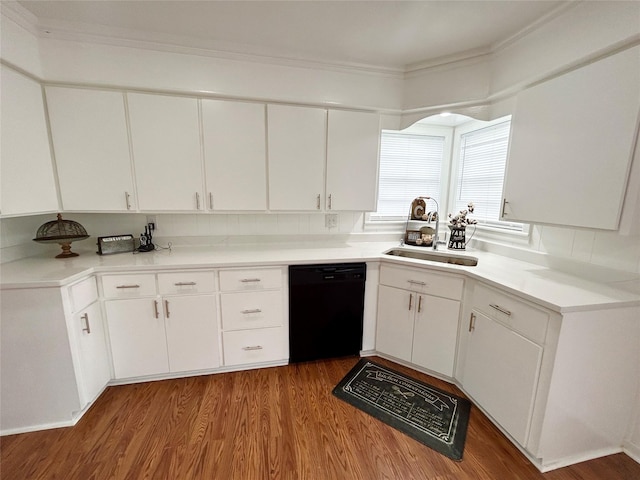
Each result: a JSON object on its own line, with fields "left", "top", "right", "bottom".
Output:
{"left": 447, "top": 225, "right": 466, "bottom": 250}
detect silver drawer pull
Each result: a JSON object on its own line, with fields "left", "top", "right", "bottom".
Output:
{"left": 241, "top": 309, "right": 262, "bottom": 314}
{"left": 490, "top": 304, "right": 512, "bottom": 316}
{"left": 242, "top": 345, "right": 263, "bottom": 351}
{"left": 81, "top": 313, "right": 91, "bottom": 334}
{"left": 240, "top": 278, "right": 261, "bottom": 283}
{"left": 174, "top": 282, "right": 197, "bottom": 286}
{"left": 408, "top": 280, "right": 426, "bottom": 286}
{"left": 116, "top": 284, "right": 140, "bottom": 289}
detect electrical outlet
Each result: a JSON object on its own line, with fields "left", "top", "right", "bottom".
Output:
{"left": 146, "top": 215, "right": 157, "bottom": 231}
{"left": 325, "top": 214, "right": 338, "bottom": 229}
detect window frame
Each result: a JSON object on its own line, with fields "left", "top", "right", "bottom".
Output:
{"left": 448, "top": 116, "right": 529, "bottom": 239}
{"left": 365, "top": 123, "right": 453, "bottom": 229}
{"left": 366, "top": 115, "right": 529, "bottom": 241}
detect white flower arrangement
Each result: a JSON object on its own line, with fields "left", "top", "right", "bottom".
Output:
{"left": 448, "top": 202, "right": 478, "bottom": 228}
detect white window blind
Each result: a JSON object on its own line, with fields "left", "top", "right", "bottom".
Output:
{"left": 372, "top": 131, "right": 444, "bottom": 220}
{"left": 453, "top": 120, "right": 523, "bottom": 231}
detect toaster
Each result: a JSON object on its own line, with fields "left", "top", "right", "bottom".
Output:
{"left": 96, "top": 234, "right": 135, "bottom": 255}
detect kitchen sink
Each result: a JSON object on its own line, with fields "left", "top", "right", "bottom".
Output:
{"left": 385, "top": 248, "right": 478, "bottom": 266}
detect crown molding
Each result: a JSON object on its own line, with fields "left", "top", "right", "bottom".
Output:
{"left": 0, "top": 1, "right": 39, "bottom": 35}
{"left": 34, "top": 17, "right": 405, "bottom": 79}
{"left": 491, "top": 1, "right": 580, "bottom": 54}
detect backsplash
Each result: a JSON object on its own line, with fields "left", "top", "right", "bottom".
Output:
{"left": 1, "top": 212, "right": 639, "bottom": 275}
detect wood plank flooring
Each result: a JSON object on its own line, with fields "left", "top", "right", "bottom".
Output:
{"left": 2, "top": 356, "right": 639, "bottom": 479}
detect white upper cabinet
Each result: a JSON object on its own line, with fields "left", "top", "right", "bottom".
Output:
{"left": 0, "top": 66, "right": 58, "bottom": 216}
{"left": 267, "top": 104, "right": 327, "bottom": 211}
{"left": 127, "top": 93, "right": 203, "bottom": 211}
{"left": 503, "top": 46, "right": 640, "bottom": 230}
{"left": 202, "top": 100, "right": 267, "bottom": 211}
{"left": 46, "top": 87, "right": 135, "bottom": 211}
{"left": 326, "top": 110, "right": 380, "bottom": 211}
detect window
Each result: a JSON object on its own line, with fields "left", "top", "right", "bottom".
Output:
{"left": 452, "top": 118, "right": 525, "bottom": 232}
{"left": 371, "top": 128, "right": 447, "bottom": 221}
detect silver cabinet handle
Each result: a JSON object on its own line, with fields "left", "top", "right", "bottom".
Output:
{"left": 418, "top": 295, "right": 423, "bottom": 313}
{"left": 195, "top": 192, "right": 201, "bottom": 210}
{"left": 240, "top": 278, "right": 261, "bottom": 283}
{"left": 174, "top": 282, "right": 197, "bottom": 286}
{"left": 164, "top": 300, "right": 170, "bottom": 318}
{"left": 408, "top": 293, "right": 413, "bottom": 311}
{"left": 209, "top": 192, "right": 214, "bottom": 210}
{"left": 408, "top": 280, "right": 427, "bottom": 286}
{"left": 242, "top": 345, "right": 263, "bottom": 351}
{"left": 125, "top": 191, "right": 132, "bottom": 210}
{"left": 316, "top": 194, "right": 321, "bottom": 210}
{"left": 469, "top": 312, "right": 476, "bottom": 332}
{"left": 501, "top": 198, "right": 509, "bottom": 217}
{"left": 241, "top": 309, "right": 262, "bottom": 314}
{"left": 490, "top": 304, "right": 512, "bottom": 316}
{"left": 328, "top": 194, "right": 332, "bottom": 210}
{"left": 116, "top": 284, "right": 140, "bottom": 289}
{"left": 153, "top": 300, "right": 160, "bottom": 319}
{"left": 81, "top": 313, "right": 91, "bottom": 334}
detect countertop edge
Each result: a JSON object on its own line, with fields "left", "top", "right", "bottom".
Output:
{"left": 2, "top": 245, "right": 639, "bottom": 314}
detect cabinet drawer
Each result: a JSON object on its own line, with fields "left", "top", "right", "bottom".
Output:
{"left": 221, "top": 291, "right": 283, "bottom": 331}
{"left": 157, "top": 271, "right": 216, "bottom": 295}
{"left": 471, "top": 283, "right": 549, "bottom": 344}
{"left": 101, "top": 274, "right": 157, "bottom": 298}
{"left": 222, "top": 327, "right": 287, "bottom": 366}
{"left": 379, "top": 264, "right": 463, "bottom": 300}
{"left": 69, "top": 276, "right": 98, "bottom": 312}
{"left": 219, "top": 268, "right": 282, "bottom": 292}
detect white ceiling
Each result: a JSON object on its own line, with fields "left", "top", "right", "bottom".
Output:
{"left": 17, "top": 0, "right": 567, "bottom": 72}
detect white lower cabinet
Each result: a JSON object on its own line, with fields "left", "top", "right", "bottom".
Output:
{"left": 0, "top": 276, "right": 111, "bottom": 434}
{"left": 75, "top": 300, "right": 111, "bottom": 406}
{"left": 461, "top": 310, "right": 542, "bottom": 446}
{"left": 219, "top": 267, "right": 288, "bottom": 367}
{"left": 103, "top": 271, "right": 219, "bottom": 379}
{"left": 105, "top": 298, "right": 170, "bottom": 378}
{"left": 163, "top": 295, "right": 219, "bottom": 372}
{"left": 222, "top": 327, "right": 287, "bottom": 366}
{"left": 375, "top": 264, "right": 463, "bottom": 377}
{"left": 458, "top": 281, "right": 549, "bottom": 448}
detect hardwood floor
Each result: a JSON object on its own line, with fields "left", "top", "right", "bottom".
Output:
{"left": 2, "top": 356, "right": 639, "bottom": 479}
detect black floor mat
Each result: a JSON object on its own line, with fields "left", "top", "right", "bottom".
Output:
{"left": 332, "top": 358, "right": 471, "bottom": 461}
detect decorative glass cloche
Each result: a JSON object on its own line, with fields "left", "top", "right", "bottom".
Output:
{"left": 33, "top": 213, "right": 89, "bottom": 258}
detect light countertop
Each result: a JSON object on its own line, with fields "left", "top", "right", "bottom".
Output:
{"left": 2, "top": 240, "right": 639, "bottom": 314}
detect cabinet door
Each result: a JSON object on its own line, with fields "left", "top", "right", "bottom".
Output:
{"left": 128, "top": 93, "right": 203, "bottom": 211}
{"left": 105, "top": 298, "right": 169, "bottom": 378}
{"left": 503, "top": 46, "right": 640, "bottom": 229}
{"left": 76, "top": 301, "right": 111, "bottom": 405}
{"left": 412, "top": 295, "right": 460, "bottom": 377}
{"left": 0, "top": 66, "right": 58, "bottom": 216}
{"left": 202, "top": 100, "right": 267, "bottom": 210}
{"left": 375, "top": 285, "right": 414, "bottom": 362}
{"left": 462, "top": 310, "right": 543, "bottom": 446}
{"left": 46, "top": 87, "right": 135, "bottom": 211}
{"left": 163, "top": 295, "right": 219, "bottom": 372}
{"left": 326, "top": 110, "right": 380, "bottom": 211}
{"left": 267, "top": 104, "right": 326, "bottom": 211}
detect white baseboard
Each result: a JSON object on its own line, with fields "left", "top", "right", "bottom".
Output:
{"left": 1, "top": 419, "right": 75, "bottom": 436}
{"left": 624, "top": 440, "right": 640, "bottom": 464}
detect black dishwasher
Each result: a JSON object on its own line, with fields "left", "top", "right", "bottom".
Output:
{"left": 289, "top": 263, "right": 366, "bottom": 363}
